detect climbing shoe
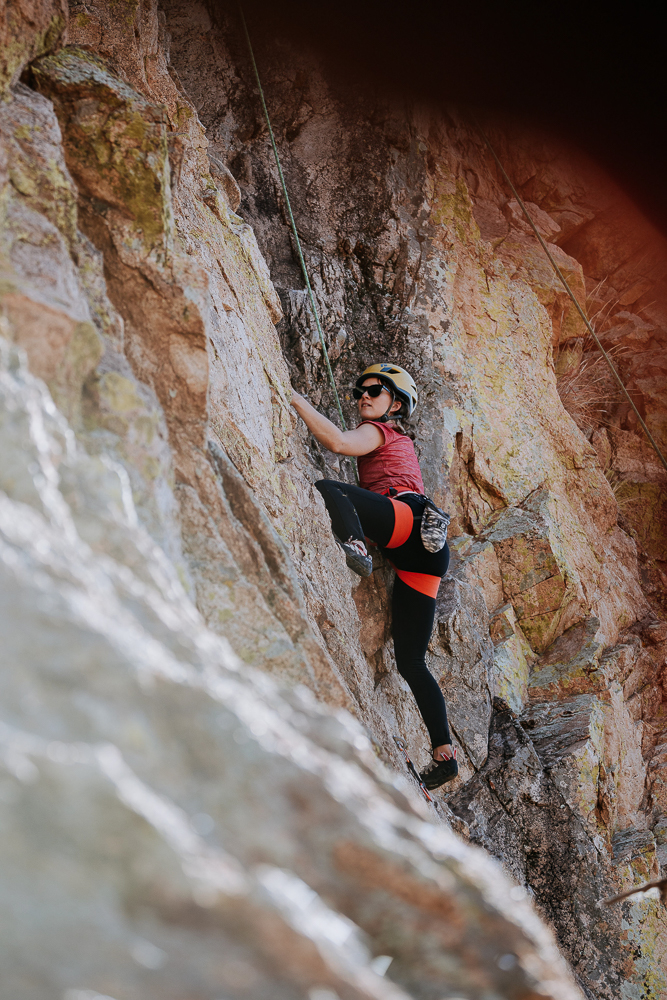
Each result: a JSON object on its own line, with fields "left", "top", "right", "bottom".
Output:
{"left": 339, "top": 537, "right": 373, "bottom": 577}
{"left": 419, "top": 749, "right": 458, "bottom": 790}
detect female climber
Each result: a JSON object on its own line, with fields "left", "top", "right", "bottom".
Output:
{"left": 290, "top": 363, "right": 457, "bottom": 789}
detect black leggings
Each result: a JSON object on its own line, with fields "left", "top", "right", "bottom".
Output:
{"left": 315, "top": 479, "right": 451, "bottom": 748}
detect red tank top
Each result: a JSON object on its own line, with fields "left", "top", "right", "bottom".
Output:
{"left": 357, "top": 421, "right": 424, "bottom": 495}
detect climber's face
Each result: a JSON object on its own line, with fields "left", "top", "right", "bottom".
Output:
{"left": 357, "top": 377, "right": 401, "bottom": 420}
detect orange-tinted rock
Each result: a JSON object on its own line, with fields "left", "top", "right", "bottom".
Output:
{"left": 497, "top": 231, "right": 587, "bottom": 345}
{"left": 504, "top": 198, "right": 561, "bottom": 240}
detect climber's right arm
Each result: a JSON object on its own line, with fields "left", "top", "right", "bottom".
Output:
{"left": 290, "top": 390, "right": 383, "bottom": 456}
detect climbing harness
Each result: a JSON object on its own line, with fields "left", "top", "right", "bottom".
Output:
{"left": 475, "top": 121, "right": 667, "bottom": 476}
{"left": 393, "top": 736, "right": 434, "bottom": 803}
{"left": 239, "top": 8, "right": 347, "bottom": 431}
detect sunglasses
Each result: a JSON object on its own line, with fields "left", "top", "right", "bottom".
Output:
{"left": 352, "top": 384, "right": 391, "bottom": 400}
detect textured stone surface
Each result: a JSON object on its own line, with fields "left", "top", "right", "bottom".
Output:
{"left": 489, "top": 603, "right": 535, "bottom": 714}
{"left": 448, "top": 699, "right": 667, "bottom": 1000}
{"left": 527, "top": 617, "right": 604, "bottom": 701}
{"left": 29, "top": 39, "right": 372, "bottom": 730}
{"left": 0, "top": 0, "right": 665, "bottom": 996}
{"left": 0, "top": 0, "right": 66, "bottom": 93}
{"left": 479, "top": 494, "right": 576, "bottom": 652}
{"left": 172, "top": 13, "right": 650, "bottom": 654}
{"left": 485, "top": 124, "right": 667, "bottom": 621}
{"left": 0, "top": 80, "right": 101, "bottom": 420}
{"left": 0, "top": 338, "right": 584, "bottom": 1000}
{"left": 430, "top": 577, "right": 494, "bottom": 772}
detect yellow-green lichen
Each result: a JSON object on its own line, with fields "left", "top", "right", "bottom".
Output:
{"left": 621, "top": 895, "right": 667, "bottom": 999}
{"left": 175, "top": 104, "right": 195, "bottom": 128}
{"left": 73, "top": 13, "right": 94, "bottom": 28}
{"left": 84, "top": 372, "right": 164, "bottom": 456}
{"left": 33, "top": 49, "right": 172, "bottom": 253}
{"left": 431, "top": 175, "right": 478, "bottom": 244}
{"left": 8, "top": 164, "right": 38, "bottom": 197}
{"left": 109, "top": 0, "right": 141, "bottom": 28}
{"left": 50, "top": 320, "right": 103, "bottom": 425}
{"left": 493, "top": 635, "right": 531, "bottom": 713}
{"left": 98, "top": 370, "right": 144, "bottom": 413}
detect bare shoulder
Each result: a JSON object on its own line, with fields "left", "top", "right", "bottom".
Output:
{"left": 337, "top": 421, "right": 385, "bottom": 457}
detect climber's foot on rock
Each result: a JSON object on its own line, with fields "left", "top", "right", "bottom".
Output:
{"left": 420, "top": 748, "right": 458, "bottom": 789}
{"left": 339, "top": 537, "right": 373, "bottom": 577}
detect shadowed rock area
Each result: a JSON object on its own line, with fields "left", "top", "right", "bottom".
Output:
{"left": 1, "top": 1, "right": 666, "bottom": 997}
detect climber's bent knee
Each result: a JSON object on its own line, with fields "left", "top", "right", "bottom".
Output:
{"left": 314, "top": 478, "right": 335, "bottom": 496}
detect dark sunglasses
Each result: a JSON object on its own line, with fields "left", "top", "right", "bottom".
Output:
{"left": 352, "top": 384, "right": 391, "bottom": 400}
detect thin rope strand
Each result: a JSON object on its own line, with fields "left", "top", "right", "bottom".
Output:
{"left": 239, "top": 8, "right": 348, "bottom": 431}
{"left": 474, "top": 121, "right": 667, "bottom": 474}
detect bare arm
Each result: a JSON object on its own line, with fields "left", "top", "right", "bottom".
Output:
{"left": 290, "top": 391, "right": 384, "bottom": 456}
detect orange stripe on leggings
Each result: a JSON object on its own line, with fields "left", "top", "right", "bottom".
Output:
{"left": 394, "top": 568, "right": 441, "bottom": 598}
{"left": 386, "top": 498, "right": 413, "bottom": 549}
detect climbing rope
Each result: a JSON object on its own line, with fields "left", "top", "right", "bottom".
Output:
{"left": 236, "top": 26, "right": 662, "bottom": 476}
{"left": 475, "top": 121, "right": 667, "bottom": 475}
{"left": 239, "top": 8, "right": 348, "bottom": 431}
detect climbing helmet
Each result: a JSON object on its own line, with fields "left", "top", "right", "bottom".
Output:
{"left": 355, "top": 363, "right": 418, "bottom": 417}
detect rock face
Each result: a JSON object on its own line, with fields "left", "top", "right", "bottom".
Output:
{"left": 0, "top": 0, "right": 666, "bottom": 997}
{"left": 1, "top": 338, "right": 583, "bottom": 1000}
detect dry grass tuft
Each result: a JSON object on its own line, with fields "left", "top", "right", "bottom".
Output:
{"left": 556, "top": 339, "right": 625, "bottom": 433}
{"left": 557, "top": 354, "right": 610, "bottom": 431}
{"left": 586, "top": 279, "right": 619, "bottom": 333}
{"left": 603, "top": 468, "right": 643, "bottom": 514}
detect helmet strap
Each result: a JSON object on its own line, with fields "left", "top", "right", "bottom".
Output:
{"left": 378, "top": 388, "right": 396, "bottom": 423}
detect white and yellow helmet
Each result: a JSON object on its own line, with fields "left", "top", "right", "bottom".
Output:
{"left": 355, "top": 363, "right": 418, "bottom": 417}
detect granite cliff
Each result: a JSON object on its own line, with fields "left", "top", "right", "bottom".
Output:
{"left": 1, "top": 1, "right": 666, "bottom": 998}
